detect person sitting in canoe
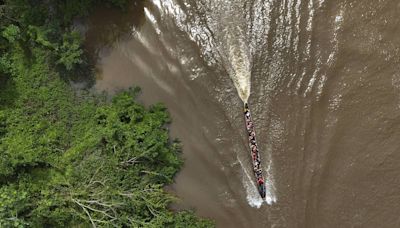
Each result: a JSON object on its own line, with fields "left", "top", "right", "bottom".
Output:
{"left": 246, "top": 122, "right": 253, "bottom": 131}
{"left": 249, "top": 131, "right": 255, "bottom": 140}
{"left": 258, "top": 177, "right": 264, "bottom": 186}
{"left": 249, "top": 135, "right": 254, "bottom": 141}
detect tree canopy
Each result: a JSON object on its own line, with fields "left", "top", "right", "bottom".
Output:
{"left": 0, "top": 0, "right": 214, "bottom": 227}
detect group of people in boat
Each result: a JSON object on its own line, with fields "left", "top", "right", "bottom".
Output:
{"left": 244, "top": 105, "right": 264, "bottom": 186}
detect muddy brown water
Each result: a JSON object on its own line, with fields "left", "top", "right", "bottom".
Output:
{"left": 85, "top": 1, "right": 400, "bottom": 227}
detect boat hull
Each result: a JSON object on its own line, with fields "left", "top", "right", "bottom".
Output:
{"left": 244, "top": 103, "right": 266, "bottom": 199}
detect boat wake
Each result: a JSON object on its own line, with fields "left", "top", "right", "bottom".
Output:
{"left": 225, "top": 29, "right": 252, "bottom": 103}
{"left": 149, "top": 0, "right": 277, "bottom": 207}
{"left": 226, "top": 30, "right": 277, "bottom": 207}
{"left": 238, "top": 156, "right": 277, "bottom": 208}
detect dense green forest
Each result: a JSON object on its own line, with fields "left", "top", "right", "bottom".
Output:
{"left": 0, "top": 0, "right": 213, "bottom": 227}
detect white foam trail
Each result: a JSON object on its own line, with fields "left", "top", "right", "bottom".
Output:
{"left": 226, "top": 29, "right": 252, "bottom": 103}
{"left": 237, "top": 156, "right": 263, "bottom": 208}
{"left": 304, "top": 49, "right": 322, "bottom": 96}
{"left": 144, "top": 8, "right": 161, "bottom": 35}
{"left": 250, "top": 0, "right": 272, "bottom": 56}
{"left": 264, "top": 158, "right": 278, "bottom": 205}
{"left": 149, "top": 0, "right": 276, "bottom": 205}
{"left": 237, "top": 156, "right": 276, "bottom": 207}
{"left": 392, "top": 73, "right": 400, "bottom": 109}
{"left": 152, "top": 0, "right": 252, "bottom": 101}
{"left": 317, "top": 6, "right": 344, "bottom": 97}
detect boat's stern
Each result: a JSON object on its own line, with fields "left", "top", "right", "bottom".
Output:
{"left": 258, "top": 183, "right": 266, "bottom": 199}
{"left": 244, "top": 103, "right": 249, "bottom": 112}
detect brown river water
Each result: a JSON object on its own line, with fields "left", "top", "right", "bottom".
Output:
{"left": 84, "top": 1, "right": 400, "bottom": 227}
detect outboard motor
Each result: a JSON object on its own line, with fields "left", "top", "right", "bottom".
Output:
{"left": 259, "top": 183, "right": 266, "bottom": 199}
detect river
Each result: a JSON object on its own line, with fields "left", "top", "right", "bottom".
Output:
{"left": 84, "top": 1, "right": 400, "bottom": 227}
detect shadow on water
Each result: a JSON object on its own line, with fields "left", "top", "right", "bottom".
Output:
{"left": 84, "top": 1, "right": 146, "bottom": 58}
{"left": 66, "top": 1, "right": 146, "bottom": 89}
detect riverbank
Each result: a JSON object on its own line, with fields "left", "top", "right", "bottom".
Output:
{"left": 0, "top": 1, "right": 213, "bottom": 226}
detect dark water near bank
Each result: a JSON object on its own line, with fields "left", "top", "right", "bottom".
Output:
{"left": 86, "top": 1, "right": 400, "bottom": 227}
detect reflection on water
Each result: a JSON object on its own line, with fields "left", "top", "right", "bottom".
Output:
{"left": 87, "top": 0, "right": 400, "bottom": 227}
{"left": 84, "top": 2, "right": 145, "bottom": 57}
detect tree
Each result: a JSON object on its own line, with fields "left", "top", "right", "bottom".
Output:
{"left": 2, "top": 25, "right": 20, "bottom": 43}
{"left": 0, "top": 0, "right": 214, "bottom": 226}
{"left": 56, "top": 31, "right": 83, "bottom": 71}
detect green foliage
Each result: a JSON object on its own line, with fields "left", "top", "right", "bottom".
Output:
{"left": 27, "top": 25, "right": 56, "bottom": 49}
{"left": 0, "top": 0, "right": 214, "bottom": 227}
{"left": 170, "top": 211, "right": 215, "bottom": 228}
{"left": 0, "top": 54, "right": 12, "bottom": 76}
{"left": 0, "top": 43, "right": 214, "bottom": 226}
{"left": 0, "top": 185, "right": 29, "bottom": 227}
{"left": 2, "top": 25, "right": 21, "bottom": 43}
{"left": 56, "top": 31, "right": 83, "bottom": 70}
